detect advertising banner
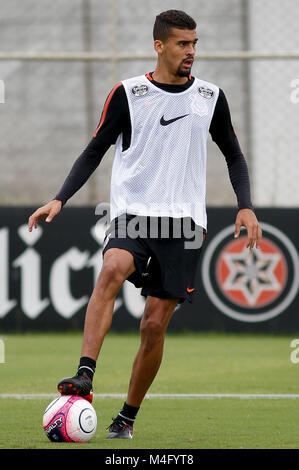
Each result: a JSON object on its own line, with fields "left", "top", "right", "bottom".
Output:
{"left": 0, "top": 207, "right": 298, "bottom": 333}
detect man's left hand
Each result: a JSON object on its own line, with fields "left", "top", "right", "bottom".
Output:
{"left": 234, "top": 208, "right": 262, "bottom": 249}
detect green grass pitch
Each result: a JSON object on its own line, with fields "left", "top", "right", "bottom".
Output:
{"left": 0, "top": 331, "right": 299, "bottom": 449}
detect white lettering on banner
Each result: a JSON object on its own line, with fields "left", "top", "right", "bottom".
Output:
{"left": 2, "top": 222, "right": 146, "bottom": 321}
{"left": 49, "top": 248, "right": 90, "bottom": 319}
{"left": 122, "top": 281, "right": 145, "bottom": 319}
{"left": 87, "top": 224, "right": 105, "bottom": 284}
{"left": 13, "top": 225, "right": 49, "bottom": 319}
{"left": 0, "top": 228, "right": 17, "bottom": 318}
{"left": 13, "top": 248, "right": 50, "bottom": 319}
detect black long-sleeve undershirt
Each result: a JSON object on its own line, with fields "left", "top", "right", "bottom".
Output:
{"left": 55, "top": 74, "right": 253, "bottom": 212}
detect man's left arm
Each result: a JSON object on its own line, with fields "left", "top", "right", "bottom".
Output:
{"left": 209, "top": 88, "right": 262, "bottom": 249}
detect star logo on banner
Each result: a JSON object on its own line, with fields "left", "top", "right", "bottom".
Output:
{"left": 216, "top": 237, "right": 287, "bottom": 308}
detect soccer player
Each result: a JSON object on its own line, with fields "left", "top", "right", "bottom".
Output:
{"left": 28, "top": 10, "right": 262, "bottom": 439}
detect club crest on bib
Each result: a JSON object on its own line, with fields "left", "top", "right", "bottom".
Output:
{"left": 131, "top": 84, "right": 149, "bottom": 96}
{"left": 198, "top": 86, "right": 214, "bottom": 99}
{"left": 189, "top": 93, "right": 208, "bottom": 116}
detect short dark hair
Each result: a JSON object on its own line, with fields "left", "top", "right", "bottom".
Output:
{"left": 153, "top": 10, "right": 197, "bottom": 41}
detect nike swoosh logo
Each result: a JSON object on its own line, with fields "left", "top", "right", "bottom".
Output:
{"left": 160, "top": 114, "right": 189, "bottom": 126}
{"left": 186, "top": 287, "right": 195, "bottom": 293}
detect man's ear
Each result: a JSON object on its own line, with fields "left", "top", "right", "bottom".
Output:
{"left": 154, "top": 39, "right": 164, "bottom": 54}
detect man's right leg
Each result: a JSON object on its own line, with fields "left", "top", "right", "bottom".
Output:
{"left": 58, "top": 248, "right": 136, "bottom": 401}
{"left": 80, "top": 248, "right": 136, "bottom": 360}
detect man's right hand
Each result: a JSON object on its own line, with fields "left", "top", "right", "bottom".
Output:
{"left": 28, "top": 199, "right": 62, "bottom": 232}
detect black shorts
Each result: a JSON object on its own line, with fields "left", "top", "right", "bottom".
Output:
{"left": 102, "top": 213, "right": 206, "bottom": 304}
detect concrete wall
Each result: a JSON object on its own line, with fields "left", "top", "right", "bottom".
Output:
{"left": 248, "top": 0, "right": 299, "bottom": 206}
{"left": 0, "top": 0, "right": 261, "bottom": 208}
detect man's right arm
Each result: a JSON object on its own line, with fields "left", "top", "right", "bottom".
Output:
{"left": 55, "top": 83, "right": 129, "bottom": 205}
{"left": 28, "top": 83, "right": 130, "bottom": 231}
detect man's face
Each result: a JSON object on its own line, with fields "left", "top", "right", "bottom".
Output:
{"left": 156, "top": 28, "right": 198, "bottom": 77}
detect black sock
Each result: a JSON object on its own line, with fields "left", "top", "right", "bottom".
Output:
{"left": 117, "top": 401, "right": 140, "bottom": 425}
{"left": 77, "top": 356, "right": 96, "bottom": 381}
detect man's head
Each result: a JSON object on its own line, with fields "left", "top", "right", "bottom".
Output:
{"left": 153, "top": 10, "right": 197, "bottom": 42}
{"left": 153, "top": 10, "right": 198, "bottom": 78}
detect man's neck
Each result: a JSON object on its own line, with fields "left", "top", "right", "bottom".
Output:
{"left": 152, "top": 68, "right": 189, "bottom": 85}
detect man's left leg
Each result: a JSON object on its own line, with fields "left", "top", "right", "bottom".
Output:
{"left": 107, "top": 296, "right": 179, "bottom": 439}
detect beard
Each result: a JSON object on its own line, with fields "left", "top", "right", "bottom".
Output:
{"left": 176, "top": 62, "right": 193, "bottom": 77}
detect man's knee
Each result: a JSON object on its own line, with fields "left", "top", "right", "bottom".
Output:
{"left": 140, "top": 316, "right": 164, "bottom": 339}
{"left": 102, "top": 259, "right": 125, "bottom": 285}
{"left": 97, "top": 249, "right": 135, "bottom": 295}
{"left": 140, "top": 297, "right": 179, "bottom": 341}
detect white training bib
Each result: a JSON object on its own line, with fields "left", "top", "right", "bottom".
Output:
{"left": 110, "top": 74, "right": 219, "bottom": 229}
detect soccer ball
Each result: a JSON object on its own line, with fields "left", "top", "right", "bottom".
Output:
{"left": 43, "top": 395, "right": 97, "bottom": 443}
